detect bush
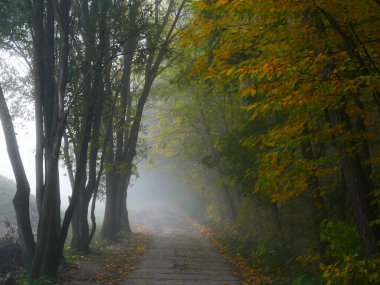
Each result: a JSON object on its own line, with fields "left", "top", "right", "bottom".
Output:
{"left": 320, "top": 254, "right": 380, "bottom": 285}
{"left": 0, "top": 222, "right": 23, "bottom": 275}
{"left": 320, "top": 220, "right": 361, "bottom": 260}
{"left": 319, "top": 220, "right": 380, "bottom": 284}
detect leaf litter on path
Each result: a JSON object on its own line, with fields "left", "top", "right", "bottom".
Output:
{"left": 57, "top": 225, "right": 151, "bottom": 285}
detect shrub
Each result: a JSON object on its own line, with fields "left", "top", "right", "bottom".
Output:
{"left": 319, "top": 220, "right": 380, "bottom": 284}
{"left": 0, "top": 223, "right": 23, "bottom": 275}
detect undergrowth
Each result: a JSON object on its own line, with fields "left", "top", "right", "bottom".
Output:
{"left": 195, "top": 219, "right": 380, "bottom": 285}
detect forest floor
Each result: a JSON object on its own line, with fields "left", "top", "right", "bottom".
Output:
{"left": 57, "top": 204, "right": 240, "bottom": 285}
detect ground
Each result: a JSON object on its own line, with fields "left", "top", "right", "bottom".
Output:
{"left": 57, "top": 203, "right": 240, "bottom": 285}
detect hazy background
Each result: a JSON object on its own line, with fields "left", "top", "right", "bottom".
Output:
{"left": 0, "top": 122, "right": 73, "bottom": 206}
{"left": 0, "top": 122, "right": 197, "bottom": 225}
{"left": 0, "top": 51, "right": 199, "bottom": 227}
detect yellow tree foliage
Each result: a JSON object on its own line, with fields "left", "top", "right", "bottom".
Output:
{"left": 181, "top": 0, "right": 380, "bottom": 274}
{"left": 183, "top": 0, "right": 380, "bottom": 203}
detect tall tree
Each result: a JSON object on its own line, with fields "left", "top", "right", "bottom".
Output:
{"left": 1, "top": 0, "right": 106, "bottom": 278}
{"left": 0, "top": 84, "right": 35, "bottom": 268}
{"left": 102, "top": 0, "right": 187, "bottom": 240}
{"left": 27, "top": 0, "right": 72, "bottom": 277}
{"left": 68, "top": 0, "right": 111, "bottom": 253}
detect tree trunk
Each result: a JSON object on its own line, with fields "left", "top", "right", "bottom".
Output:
{"left": 76, "top": 192, "right": 91, "bottom": 252}
{"left": 116, "top": 170, "right": 133, "bottom": 233}
{"left": 340, "top": 154, "right": 378, "bottom": 258}
{"left": 0, "top": 85, "right": 36, "bottom": 268}
{"left": 71, "top": 177, "right": 90, "bottom": 252}
{"left": 304, "top": 7, "right": 379, "bottom": 257}
{"left": 221, "top": 185, "right": 238, "bottom": 221}
{"left": 102, "top": 170, "right": 118, "bottom": 240}
{"left": 30, "top": 155, "right": 61, "bottom": 278}
{"left": 300, "top": 129, "right": 328, "bottom": 256}
{"left": 327, "top": 108, "right": 378, "bottom": 258}
{"left": 270, "top": 201, "right": 286, "bottom": 243}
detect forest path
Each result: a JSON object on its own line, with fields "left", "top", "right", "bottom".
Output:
{"left": 125, "top": 203, "right": 240, "bottom": 285}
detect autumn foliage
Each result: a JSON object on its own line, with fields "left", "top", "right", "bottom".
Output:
{"left": 154, "top": 0, "right": 380, "bottom": 283}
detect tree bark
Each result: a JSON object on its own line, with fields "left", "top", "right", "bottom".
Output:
{"left": 102, "top": 168, "right": 118, "bottom": 240}
{"left": 327, "top": 108, "right": 378, "bottom": 258}
{"left": 0, "top": 84, "right": 36, "bottom": 268}
{"left": 300, "top": 126, "right": 328, "bottom": 256}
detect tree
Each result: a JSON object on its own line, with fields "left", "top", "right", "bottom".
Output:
{"left": 67, "top": 0, "right": 112, "bottom": 253}
{"left": 27, "top": 0, "right": 73, "bottom": 277}
{"left": 1, "top": 0, "right": 107, "bottom": 277}
{"left": 184, "top": 0, "right": 379, "bottom": 258}
{"left": 0, "top": 84, "right": 35, "bottom": 268}
{"left": 101, "top": 0, "right": 187, "bottom": 240}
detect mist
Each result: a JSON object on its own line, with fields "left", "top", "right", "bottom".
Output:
{"left": 0, "top": 121, "right": 199, "bottom": 230}
{"left": 128, "top": 161, "right": 198, "bottom": 221}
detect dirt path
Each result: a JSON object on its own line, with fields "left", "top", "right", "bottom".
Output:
{"left": 125, "top": 204, "right": 240, "bottom": 285}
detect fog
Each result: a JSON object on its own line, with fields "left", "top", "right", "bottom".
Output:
{"left": 128, "top": 161, "right": 195, "bottom": 212}
{"left": 0, "top": 121, "right": 200, "bottom": 225}
{"left": 0, "top": 50, "right": 200, "bottom": 229}
{"left": 0, "top": 122, "right": 75, "bottom": 205}
{"left": 79, "top": 158, "right": 201, "bottom": 226}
